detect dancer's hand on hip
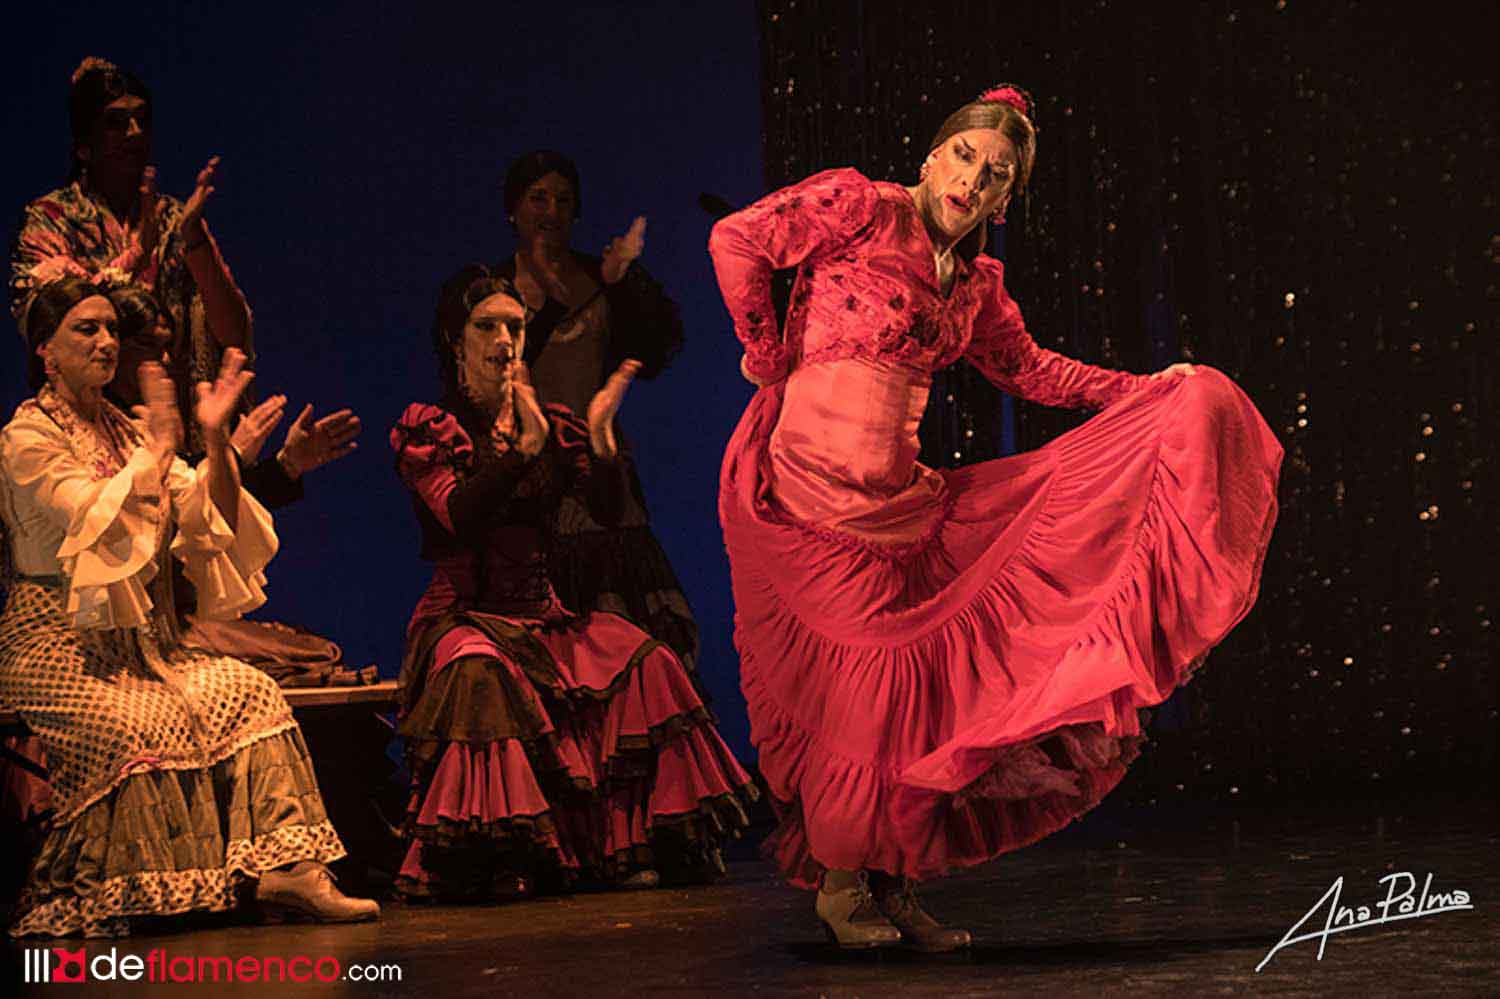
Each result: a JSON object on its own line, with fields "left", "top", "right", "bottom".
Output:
{"left": 739, "top": 355, "right": 774, "bottom": 388}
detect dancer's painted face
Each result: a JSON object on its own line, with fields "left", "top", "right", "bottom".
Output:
{"left": 513, "top": 172, "right": 577, "bottom": 250}
{"left": 460, "top": 291, "right": 526, "bottom": 402}
{"left": 79, "top": 93, "right": 152, "bottom": 186}
{"left": 921, "top": 127, "right": 1018, "bottom": 240}
{"left": 40, "top": 296, "right": 119, "bottom": 392}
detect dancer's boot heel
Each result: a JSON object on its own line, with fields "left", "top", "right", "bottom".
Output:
{"left": 816, "top": 872, "right": 902, "bottom": 949}
{"left": 873, "top": 876, "right": 970, "bottom": 952}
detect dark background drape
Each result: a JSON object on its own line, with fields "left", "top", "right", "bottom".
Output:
{"left": 2, "top": 1, "right": 767, "bottom": 754}
{"left": 2, "top": 2, "right": 1494, "bottom": 796}
{"left": 757, "top": 0, "right": 1496, "bottom": 803}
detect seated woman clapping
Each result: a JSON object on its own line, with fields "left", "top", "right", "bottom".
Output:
{"left": 103, "top": 282, "right": 369, "bottom": 687}
{"left": 0, "top": 277, "right": 377, "bottom": 937}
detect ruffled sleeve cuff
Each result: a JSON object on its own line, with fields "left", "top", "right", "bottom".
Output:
{"left": 55, "top": 447, "right": 165, "bottom": 631}
{"left": 169, "top": 461, "right": 279, "bottom": 620}
{"left": 741, "top": 340, "right": 790, "bottom": 386}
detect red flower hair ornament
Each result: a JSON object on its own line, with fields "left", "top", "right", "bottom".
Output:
{"left": 978, "top": 84, "right": 1032, "bottom": 117}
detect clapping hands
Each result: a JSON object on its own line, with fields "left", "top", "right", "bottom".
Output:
{"left": 511, "top": 363, "right": 551, "bottom": 458}
{"left": 230, "top": 392, "right": 362, "bottom": 479}
{"left": 601, "top": 216, "right": 646, "bottom": 285}
{"left": 134, "top": 360, "right": 183, "bottom": 465}
{"left": 134, "top": 165, "right": 162, "bottom": 259}
{"left": 194, "top": 348, "right": 255, "bottom": 443}
{"left": 587, "top": 359, "right": 642, "bottom": 458}
{"left": 179, "top": 156, "right": 221, "bottom": 242}
{"left": 231, "top": 394, "right": 287, "bottom": 462}
{"left": 280, "top": 405, "right": 361, "bottom": 478}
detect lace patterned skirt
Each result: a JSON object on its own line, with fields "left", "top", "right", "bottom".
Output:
{"left": 0, "top": 581, "right": 343, "bottom": 937}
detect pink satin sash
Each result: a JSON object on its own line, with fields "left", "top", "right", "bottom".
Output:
{"left": 768, "top": 358, "right": 948, "bottom": 546}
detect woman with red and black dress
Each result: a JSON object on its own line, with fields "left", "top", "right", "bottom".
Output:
{"left": 390, "top": 266, "right": 753, "bottom": 901}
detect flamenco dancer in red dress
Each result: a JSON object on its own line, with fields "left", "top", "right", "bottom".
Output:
{"left": 710, "top": 85, "right": 1282, "bottom": 949}
{"left": 391, "top": 267, "right": 755, "bottom": 900}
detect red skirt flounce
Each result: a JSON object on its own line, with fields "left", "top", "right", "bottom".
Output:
{"left": 719, "top": 367, "right": 1282, "bottom": 887}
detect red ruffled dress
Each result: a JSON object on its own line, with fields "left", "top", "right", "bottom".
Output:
{"left": 709, "top": 168, "right": 1283, "bottom": 888}
{"left": 390, "top": 402, "right": 754, "bottom": 896}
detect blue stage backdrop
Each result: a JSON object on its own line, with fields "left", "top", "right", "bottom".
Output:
{"left": 2, "top": 1, "right": 765, "bottom": 756}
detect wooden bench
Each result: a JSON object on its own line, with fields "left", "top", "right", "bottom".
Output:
{"left": 0, "top": 679, "right": 400, "bottom": 733}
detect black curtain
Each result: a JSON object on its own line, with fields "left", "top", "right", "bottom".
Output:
{"left": 756, "top": 0, "right": 1496, "bottom": 802}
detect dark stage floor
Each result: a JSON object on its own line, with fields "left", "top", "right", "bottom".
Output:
{"left": 6, "top": 795, "right": 1496, "bottom": 997}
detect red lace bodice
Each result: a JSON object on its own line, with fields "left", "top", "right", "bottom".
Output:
{"left": 390, "top": 403, "right": 605, "bottom": 624}
{"left": 708, "top": 167, "right": 1150, "bottom": 410}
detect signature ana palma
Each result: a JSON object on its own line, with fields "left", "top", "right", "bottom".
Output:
{"left": 1257, "top": 871, "right": 1473, "bottom": 972}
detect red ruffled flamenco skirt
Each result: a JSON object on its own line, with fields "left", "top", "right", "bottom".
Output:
{"left": 396, "top": 603, "right": 755, "bottom": 896}
{"left": 720, "top": 361, "right": 1282, "bottom": 888}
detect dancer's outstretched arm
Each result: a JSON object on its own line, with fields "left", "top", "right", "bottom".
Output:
{"left": 963, "top": 257, "right": 1152, "bottom": 410}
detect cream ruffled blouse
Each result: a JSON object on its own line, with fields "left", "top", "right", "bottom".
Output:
{"left": 0, "top": 400, "right": 277, "bottom": 631}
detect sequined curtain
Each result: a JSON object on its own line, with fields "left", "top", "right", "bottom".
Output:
{"left": 756, "top": 0, "right": 1496, "bottom": 801}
